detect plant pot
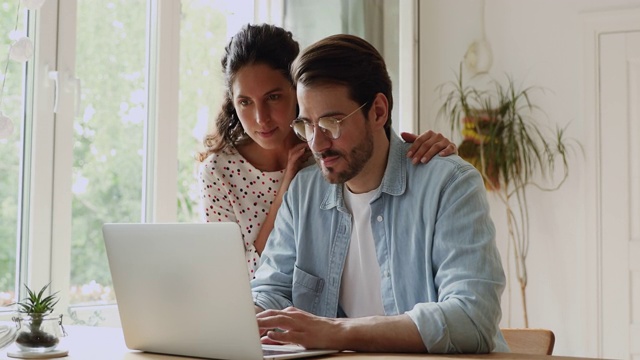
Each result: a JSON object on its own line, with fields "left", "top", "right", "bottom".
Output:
{"left": 12, "top": 314, "right": 66, "bottom": 353}
{"left": 460, "top": 114, "right": 503, "bottom": 190}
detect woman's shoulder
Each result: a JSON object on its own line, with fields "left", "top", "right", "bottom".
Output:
{"left": 199, "top": 146, "right": 245, "bottom": 179}
{"left": 201, "top": 146, "right": 242, "bottom": 167}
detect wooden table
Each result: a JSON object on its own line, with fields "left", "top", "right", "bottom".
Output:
{"left": 0, "top": 326, "right": 603, "bottom": 360}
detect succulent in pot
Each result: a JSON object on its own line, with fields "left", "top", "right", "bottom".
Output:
{"left": 11, "top": 283, "right": 65, "bottom": 353}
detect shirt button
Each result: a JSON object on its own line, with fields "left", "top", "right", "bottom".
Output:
{"left": 377, "top": 215, "right": 383, "bottom": 222}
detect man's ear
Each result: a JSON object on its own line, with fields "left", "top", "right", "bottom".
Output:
{"left": 370, "top": 93, "right": 388, "bottom": 129}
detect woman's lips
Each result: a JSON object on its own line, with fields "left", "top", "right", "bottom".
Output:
{"left": 257, "top": 128, "right": 277, "bottom": 137}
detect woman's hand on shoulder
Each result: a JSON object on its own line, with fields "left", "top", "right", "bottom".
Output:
{"left": 401, "top": 131, "right": 457, "bottom": 165}
{"left": 284, "top": 143, "right": 312, "bottom": 184}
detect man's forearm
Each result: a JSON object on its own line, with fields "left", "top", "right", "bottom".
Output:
{"left": 337, "top": 314, "right": 426, "bottom": 352}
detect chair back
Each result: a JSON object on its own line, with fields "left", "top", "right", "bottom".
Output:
{"left": 501, "top": 328, "right": 555, "bottom": 355}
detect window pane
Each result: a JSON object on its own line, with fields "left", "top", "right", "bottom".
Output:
{"left": 70, "top": 0, "right": 148, "bottom": 306}
{"left": 177, "top": 0, "right": 254, "bottom": 222}
{"left": 0, "top": 3, "right": 28, "bottom": 309}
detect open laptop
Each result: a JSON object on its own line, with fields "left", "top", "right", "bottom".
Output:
{"left": 102, "top": 222, "right": 338, "bottom": 360}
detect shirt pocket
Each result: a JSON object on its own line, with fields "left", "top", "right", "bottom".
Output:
{"left": 292, "top": 265, "right": 325, "bottom": 314}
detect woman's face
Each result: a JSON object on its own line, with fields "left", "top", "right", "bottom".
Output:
{"left": 231, "top": 63, "right": 298, "bottom": 150}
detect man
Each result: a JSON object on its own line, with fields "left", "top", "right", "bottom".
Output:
{"left": 251, "top": 34, "right": 508, "bottom": 354}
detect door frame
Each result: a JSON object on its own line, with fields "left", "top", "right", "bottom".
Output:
{"left": 582, "top": 7, "right": 640, "bottom": 358}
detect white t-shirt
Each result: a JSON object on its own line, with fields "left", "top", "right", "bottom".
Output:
{"left": 198, "top": 147, "right": 284, "bottom": 278}
{"left": 339, "top": 185, "right": 385, "bottom": 318}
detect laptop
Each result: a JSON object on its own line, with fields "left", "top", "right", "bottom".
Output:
{"left": 102, "top": 222, "right": 338, "bottom": 360}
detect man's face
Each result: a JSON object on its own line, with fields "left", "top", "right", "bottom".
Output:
{"left": 296, "top": 84, "right": 373, "bottom": 184}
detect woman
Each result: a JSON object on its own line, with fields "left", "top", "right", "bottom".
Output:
{"left": 198, "top": 24, "right": 455, "bottom": 277}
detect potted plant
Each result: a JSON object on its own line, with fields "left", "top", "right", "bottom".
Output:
{"left": 11, "top": 283, "right": 65, "bottom": 353}
{"left": 437, "top": 65, "right": 578, "bottom": 327}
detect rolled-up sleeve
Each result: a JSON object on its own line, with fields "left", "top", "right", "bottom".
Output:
{"left": 405, "top": 166, "right": 506, "bottom": 353}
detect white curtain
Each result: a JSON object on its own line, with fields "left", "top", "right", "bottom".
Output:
{"left": 283, "top": 0, "right": 386, "bottom": 51}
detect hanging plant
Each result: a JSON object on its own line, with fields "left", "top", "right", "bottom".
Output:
{"left": 437, "top": 64, "right": 580, "bottom": 327}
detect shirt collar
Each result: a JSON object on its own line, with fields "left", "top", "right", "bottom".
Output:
{"left": 321, "top": 129, "right": 407, "bottom": 210}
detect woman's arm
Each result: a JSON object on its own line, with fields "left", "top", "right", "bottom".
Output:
{"left": 253, "top": 143, "right": 311, "bottom": 255}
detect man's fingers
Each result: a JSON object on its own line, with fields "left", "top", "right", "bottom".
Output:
{"left": 261, "top": 335, "right": 286, "bottom": 345}
{"left": 265, "top": 329, "right": 309, "bottom": 347}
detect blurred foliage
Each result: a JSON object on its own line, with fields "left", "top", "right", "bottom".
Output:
{"left": 177, "top": 0, "right": 228, "bottom": 222}
{"left": 70, "top": 0, "right": 230, "bottom": 303}
{"left": 70, "top": 0, "right": 148, "bottom": 295}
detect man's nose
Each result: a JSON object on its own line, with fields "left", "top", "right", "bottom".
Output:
{"left": 309, "top": 126, "right": 331, "bottom": 153}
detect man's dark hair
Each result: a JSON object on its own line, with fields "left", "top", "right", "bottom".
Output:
{"left": 291, "top": 34, "right": 393, "bottom": 137}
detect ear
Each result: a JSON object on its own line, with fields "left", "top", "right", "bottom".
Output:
{"left": 369, "top": 93, "right": 388, "bottom": 130}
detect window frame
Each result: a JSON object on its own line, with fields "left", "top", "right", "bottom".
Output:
{"left": 0, "top": 0, "right": 59, "bottom": 322}
{"left": 47, "top": 0, "right": 182, "bottom": 325}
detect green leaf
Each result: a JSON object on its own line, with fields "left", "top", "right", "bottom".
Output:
{"left": 10, "top": 283, "right": 60, "bottom": 315}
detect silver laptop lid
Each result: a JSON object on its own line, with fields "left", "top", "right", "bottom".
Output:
{"left": 103, "top": 222, "right": 264, "bottom": 360}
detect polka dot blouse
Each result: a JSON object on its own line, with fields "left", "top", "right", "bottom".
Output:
{"left": 198, "top": 146, "right": 284, "bottom": 278}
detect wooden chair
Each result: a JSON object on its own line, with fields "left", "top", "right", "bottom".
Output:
{"left": 501, "top": 328, "right": 556, "bottom": 355}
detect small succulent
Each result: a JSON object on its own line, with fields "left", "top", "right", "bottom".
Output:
{"left": 12, "top": 284, "right": 61, "bottom": 351}
{"left": 14, "top": 283, "right": 59, "bottom": 315}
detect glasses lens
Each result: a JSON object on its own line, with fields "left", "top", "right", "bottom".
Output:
{"left": 292, "top": 120, "right": 316, "bottom": 142}
{"left": 318, "top": 117, "right": 340, "bottom": 140}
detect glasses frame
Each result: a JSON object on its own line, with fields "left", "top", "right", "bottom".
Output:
{"left": 290, "top": 103, "right": 368, "bottom": 142}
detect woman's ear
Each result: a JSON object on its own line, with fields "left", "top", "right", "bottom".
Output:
{"left": 370, "top": 93, "right": 389, "bottom": 129}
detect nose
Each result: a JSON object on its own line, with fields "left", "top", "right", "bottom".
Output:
{"left": 255, "top": 103, "right": 270, "bottom": 125}
{"left": 309, "top": 125, "right": 332, "bottom": 153}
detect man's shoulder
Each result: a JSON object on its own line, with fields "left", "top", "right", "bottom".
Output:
{"left": 296, "top": 162, "right": 323, "bottom": 181}
{"left": 423, "top": 154, "right": 475, "bottom": 172}
{"left": 404, "top": 154, "right": 482, "bottom": 191}
{"left": 400, "top": 150, "right": 475, "bottom": 176}
{"left": 390, "top": 133, "right": 475, "bottom": 177}
{"left": 290, "top": 164, "right": 325, "bottom": 191}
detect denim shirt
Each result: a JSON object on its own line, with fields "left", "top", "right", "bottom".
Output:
{"left": 251, "top": 130, "right": 509, "bottom": 353}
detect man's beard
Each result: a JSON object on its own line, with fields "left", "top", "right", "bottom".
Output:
{"left": 313, "top": 125, "right": 373, "bottom": 184}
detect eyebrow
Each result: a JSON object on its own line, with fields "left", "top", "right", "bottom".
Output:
{"left": 235, "top": 87, "right": 286, "bottom": 100}
{"left": 297, "top": 110, "right": 348, "bottom": 122}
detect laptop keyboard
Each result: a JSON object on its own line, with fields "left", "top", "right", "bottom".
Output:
{"left": 262, "top": 348, "right": 304, "bottom": 356}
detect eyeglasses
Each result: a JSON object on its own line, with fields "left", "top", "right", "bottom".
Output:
{"left": 290, "top": 103, "right": 367, "bottom": 142}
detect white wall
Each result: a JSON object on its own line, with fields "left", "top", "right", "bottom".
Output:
{"left": 418, "top": 0, "right": 640, "bottom": 357}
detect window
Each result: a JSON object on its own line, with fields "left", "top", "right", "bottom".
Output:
{"left": 68, "top": 0, "right": 148, "bottom": 307}
{"left": 177, "top": 1, "right": 255, "bottom": 223}
{"left": 0, "top": 0, "right": 29, "bottom": 310}
{"left": 0, "top": 0, "right": 405, "bottom": 326}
